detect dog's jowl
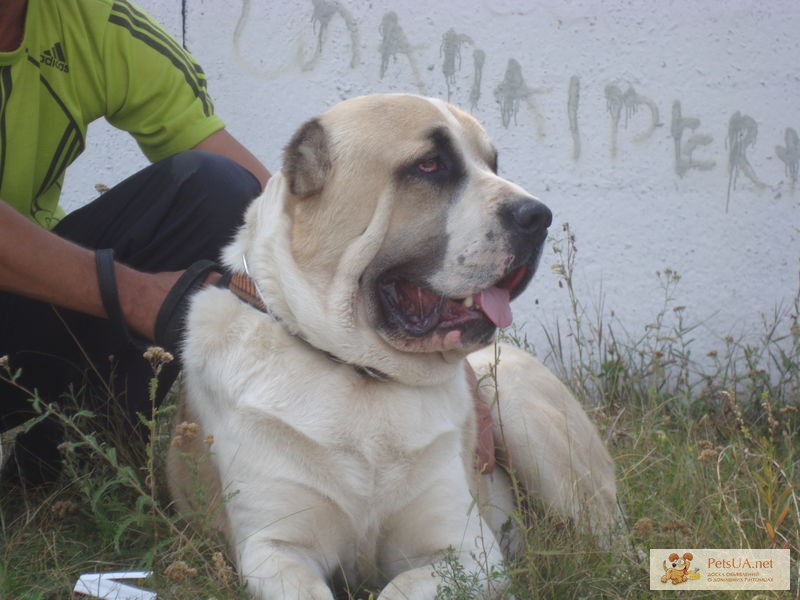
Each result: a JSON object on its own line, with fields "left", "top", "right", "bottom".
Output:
{"left": 168, "top": 94, "right": 618, "bottom": 600}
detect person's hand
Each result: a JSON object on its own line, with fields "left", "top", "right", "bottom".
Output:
{"left": 149, "top": 261, "right": 220, "bottom": 353}
{"left": 0, "top": 200, "right": 216, "bottom": 352}
{"left": 465, "top": 362, "right": 495, "bottom": 474}
{"left": 116, "top": 266, "right": 183, "bottom": 341}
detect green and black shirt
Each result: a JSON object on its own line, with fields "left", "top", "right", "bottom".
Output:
{"left": 0, "top": 0, "right": 224, "bottom": 228}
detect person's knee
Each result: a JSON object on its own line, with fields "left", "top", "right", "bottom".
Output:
{"left": 164, "top": 150, "right": 261, "bottom": 260}
{"left": 169, "top": 150, "right": 261, "bottom": 227}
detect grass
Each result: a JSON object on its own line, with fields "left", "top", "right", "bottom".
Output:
{"left": 1, "top": 223, "right": 798, "bottom": 599}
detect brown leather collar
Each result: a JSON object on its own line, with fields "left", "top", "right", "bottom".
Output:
{"left": 223, "top": 271, "right": 278, "bottom": 319}
{"left": 217, "top": 270, "right": 391, "bottom": 382}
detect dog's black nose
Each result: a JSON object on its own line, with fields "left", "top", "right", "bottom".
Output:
{"left": 501, "top": 198, "right": 553, "bottom": 235}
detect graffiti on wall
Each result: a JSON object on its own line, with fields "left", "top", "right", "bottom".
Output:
{"left": 776, "top": 128, "right": 799, "bottom": 189}
{"left": 604, "top": 83, "right": 660, "bottom": 160}
{"left": 378, "top": 11, "right": 426, "bottom": 93}
{"left": 568, "top": 75, "right": 581, "bottom": 161}
{"left": 307, "top": 0, "right": 359, "bottom": 71}
{"left": 671, "top": 101, "right": 715, "bottom": 179}
{"left": 726, "top": 112, "right": 767, "bottom": 211}
{"left": 469, "top": 49, "right": 485, "bottom": 112}
{"left": 493, "top": 59, "right": 549, "bottom": 138}
{"left": 233, "top": 1, "right": 797, "bottom": 207}
{"left": 439, "top": 28, "right": 473, "bottom": 101}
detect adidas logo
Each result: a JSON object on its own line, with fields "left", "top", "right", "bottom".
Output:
{"left": 40, "top": 42, "right": 69, "bottom": 73}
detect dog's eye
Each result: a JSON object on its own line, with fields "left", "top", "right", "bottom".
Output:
{"left": 418, "top": 157, "right": 442, "bottom": 174}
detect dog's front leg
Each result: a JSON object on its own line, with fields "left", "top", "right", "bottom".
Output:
{"left": 377, "top": 550, "right": 507, "bottom": 600}
{"left": 377, "top": 565, "right": 441, "bottom": 600}
{"left": 377, "top": 487, "right": 506, "bottom": 600}
{"left": 238, "top": 542, "right": 335, "bottom": 600}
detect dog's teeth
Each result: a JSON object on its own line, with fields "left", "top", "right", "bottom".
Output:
{"left": 463, "top": 296, "right": 474, "bottom": 308}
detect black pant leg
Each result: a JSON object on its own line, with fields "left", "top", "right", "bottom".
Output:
{"left": 56, "top": 150, "right": 259, "bottom": 270}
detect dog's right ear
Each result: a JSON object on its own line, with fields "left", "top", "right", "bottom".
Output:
{"left": 282, "top": 118, "right": 331, "bottom": 198}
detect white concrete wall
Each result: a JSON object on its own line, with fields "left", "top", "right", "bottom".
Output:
{"left": 63, "top": 1, "right": 800, "bottom": 361}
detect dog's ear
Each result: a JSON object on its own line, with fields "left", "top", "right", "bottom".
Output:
{"left": 282, "top": 118, "right": 331, "bottom": 198}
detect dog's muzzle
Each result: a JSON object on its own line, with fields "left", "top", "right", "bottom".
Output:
{"left": 377, "top": 196, "right": 552, "bottom": 351}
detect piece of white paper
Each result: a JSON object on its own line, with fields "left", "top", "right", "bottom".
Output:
{"left": 73, "top": 571, "right": 156, "bottom": 600}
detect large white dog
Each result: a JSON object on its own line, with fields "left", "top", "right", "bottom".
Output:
{"left": 168, "top": 94, "right": 617, "bottom": 599}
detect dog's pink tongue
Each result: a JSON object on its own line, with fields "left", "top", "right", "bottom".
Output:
{"left": 478, "top": 287, "right": 513, "bottom": 328}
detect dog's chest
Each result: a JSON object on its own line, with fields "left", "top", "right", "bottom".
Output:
{"left": 187, "top": 304, "right": 475, "bottom": 552}
{"left": 223, "top": 344, "right": 472, "bottom": 500}
{"left": 264, "top": 363, "right": 467, "bottom": 460}
{"left": 331, "top": 386, "right": 463, "bottom": 496}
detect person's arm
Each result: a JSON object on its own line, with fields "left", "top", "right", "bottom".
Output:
{"left": 0, "top": 201, "right": 179, "bottom": 341}
{"left": 194, "top": 129, "right": 271, "bottom": 191}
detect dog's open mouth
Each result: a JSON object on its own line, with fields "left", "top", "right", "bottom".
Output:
{"left": 378, "top": 265, "right": 530, "bottom": 341}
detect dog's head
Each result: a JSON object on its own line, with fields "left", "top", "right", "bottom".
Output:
{"left": 226, "top": 94, "right": 551, "bottom": 383}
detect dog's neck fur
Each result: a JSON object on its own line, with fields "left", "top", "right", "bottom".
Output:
{"left": 220, "top": 265, "right": 393, "bottom": 382}
{"left": 221, "top": 173, "right": 464, "bottom": 387}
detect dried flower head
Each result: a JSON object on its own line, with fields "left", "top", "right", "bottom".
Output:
{"left": 632, "top": 517, "right": 654, "bottom": 537}
{"left": 212, "top": 551, "right": 235, "bottom": 585}
{"left": 212, "top": 551, "right": 226, "bottom": 570}
{"left": 143, "top": 346, "right": 174, "bottom": 369}
{"left": 51, "top": 500, "right": 79, "bottom": 518}
{"left": 164, "top": 560, "right": 197, "bottom": 583}
{"left": 172, "top": 421, "right": 201, "bottom": 448}
{"left": 661, "top": 520, "right": 692, "bottom": 535}
{"left": 698, "top": 448, "right": 718, "bottom": 462}
{"left": 720, "top": 390, "right": 753, "bottom": 442}
{"left": 176, "top": 421, "right": 199, "bottom": 439}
